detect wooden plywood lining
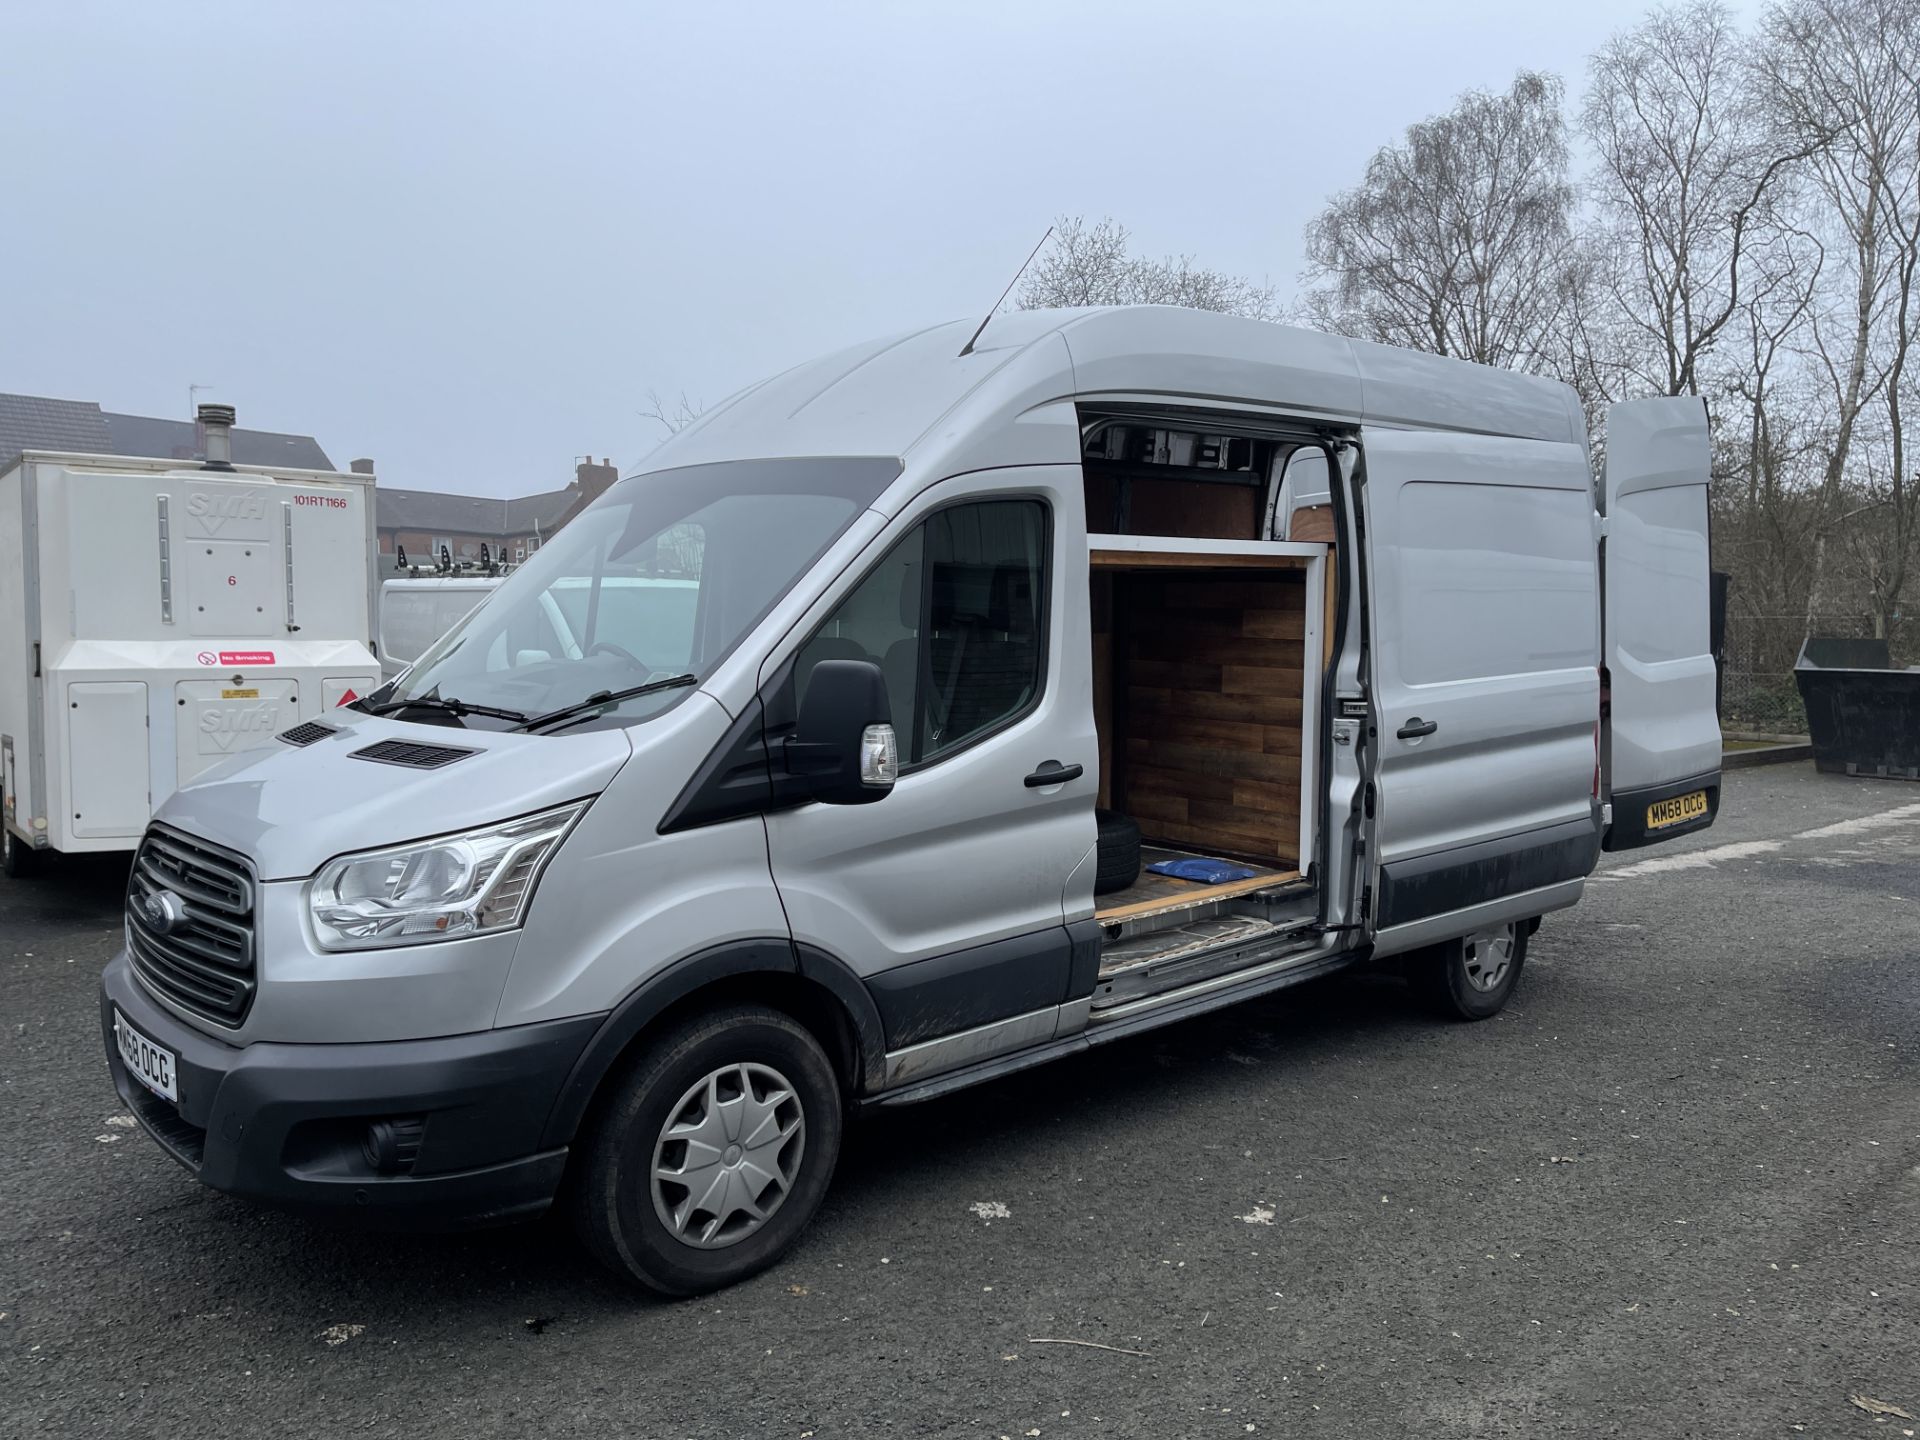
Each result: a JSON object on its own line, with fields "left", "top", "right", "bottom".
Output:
{"left": 1288, "top": 504, "right": 1338, "bottom": 544}
{"left": 1084, "top": 473, "right": 1264, "bottom": 539}
{"left": 1092, "top": 549, "right": 1314, "bottom": 570}
{"left": 1099, "top": 565, "right": 1309, "bottom": 866}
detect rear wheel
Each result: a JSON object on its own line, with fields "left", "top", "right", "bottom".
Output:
{"left": 1405, "top": 921, "right": 1528, "bottom": 1020}
{"left": 570, "top": 1004, "right": 843, "bottom": 1296}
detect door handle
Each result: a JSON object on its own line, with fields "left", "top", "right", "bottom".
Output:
{"left": 1024, "top": 760, "right": 1084, "bottom": 788}
{"left": 1396, "top": 717, "right": 1438, "bottom": 739}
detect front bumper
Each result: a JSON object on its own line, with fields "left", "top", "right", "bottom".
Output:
{"left": 100, "top": 953, "right": 602, "bottom": 1227}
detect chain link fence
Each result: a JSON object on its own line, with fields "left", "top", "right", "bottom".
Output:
{"left": 1719, "top": 611, "right": 1908, "bottom": 735}
{"left": 1720, "top": 666, "right": 1806, "bottom": 733}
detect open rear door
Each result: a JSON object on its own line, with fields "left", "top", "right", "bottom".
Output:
{"left": 1601, "top": 396, "right": 1721, "bottom": 849}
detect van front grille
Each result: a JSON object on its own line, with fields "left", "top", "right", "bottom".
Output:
{"left": 126, "top": 826, "right": 257, "bottom": 1028}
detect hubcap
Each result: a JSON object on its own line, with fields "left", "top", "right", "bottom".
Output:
{"left": 650, "top": 1061, "right": 805, "bottom": 1250}
{"left": 1461, "top": 925, "right": 1517, "bottom": 992}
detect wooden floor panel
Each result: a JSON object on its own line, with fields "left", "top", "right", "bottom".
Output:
{"left": 1094, "top": 846, "right": 1298, "bottom": 923}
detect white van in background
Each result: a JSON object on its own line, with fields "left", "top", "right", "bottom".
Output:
{"left": 101, "top": 307, "right": 1719, "bottom": 1296}
{"left": 380, "top": 577, "right": 504, "bottom": 685}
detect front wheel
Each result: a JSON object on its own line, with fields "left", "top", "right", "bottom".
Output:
{"left": 570, "top": 1004, "right": 843, "bottom": 1296}
{"left": 1404, "top": 920, "right": 1528, "bottom": 1021}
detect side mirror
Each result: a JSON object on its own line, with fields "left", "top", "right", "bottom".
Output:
{"left": 786, "top": 659, "right": 897, "bottom": 805}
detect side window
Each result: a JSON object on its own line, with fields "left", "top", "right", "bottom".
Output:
{"left": 795, "top": 499, "right": 1048, "bottom": 765}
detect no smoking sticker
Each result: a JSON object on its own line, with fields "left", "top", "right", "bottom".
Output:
{"left": 196, "top": 650, "right": 275, "bottom": 667}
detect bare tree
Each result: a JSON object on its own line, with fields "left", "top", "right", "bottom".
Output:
{"left": 1299, "top": 71, "right": 1579, "bottom": 371}
{"left": 1016, "top": 216, "right": 1276, "bottom": 318}
{"left": 1582, "top": 2, "right": 1820, "bottom": 398}
{"left": 1754, "top": 0, "right": 1920, "bottom": 638}
{"left": 1859, "top": 11, "right": 1920, "bottom": 640}
{"left": 640, "top": 388, "right": 704, "bottom": 437}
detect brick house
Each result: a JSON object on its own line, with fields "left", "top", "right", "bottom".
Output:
{"left": 373, "top": 458, "right": 620, "bottom": 569}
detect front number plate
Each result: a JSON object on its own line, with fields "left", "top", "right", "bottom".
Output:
{"left": 114, "top": 1009, "right": 179, "bottom": 1103}
{"left": 1647, "top": 790, "right": 1709, "bottom": 831}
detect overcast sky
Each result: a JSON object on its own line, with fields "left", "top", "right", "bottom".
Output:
{"left": 1, "top": 1, "right": 1758, "bottom": 497}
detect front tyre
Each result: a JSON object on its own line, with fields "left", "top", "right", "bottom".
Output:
{"left": 1405, "top": 921, "right": 1528, "bottom": 1021}
{"left": 571, "top": 1004, "right": 843, "bottom": 1296}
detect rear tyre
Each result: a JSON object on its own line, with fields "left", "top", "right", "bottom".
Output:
{"left": 570, "top": 1004, "right": 843, "bottom": 1296}
{"left": 1405, "top": 921, "right": 1528, "bottom": 1021}
{"left": 2, "top": 822, "right": 35, "bottom": 880}
{"left": 1094, "top": 809, "right": 1142, "bottom": 895}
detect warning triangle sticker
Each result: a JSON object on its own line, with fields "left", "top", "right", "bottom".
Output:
{"left": 336, "top": 689, "right": 359, "bottom": 707}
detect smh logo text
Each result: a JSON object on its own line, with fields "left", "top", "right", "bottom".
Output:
{"left": 186, "top": 491, "right": 267, "bottom": 535}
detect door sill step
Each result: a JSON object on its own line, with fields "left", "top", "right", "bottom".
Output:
{"left": 1094, "top": 917, "right": 1319, "bottom": 1008}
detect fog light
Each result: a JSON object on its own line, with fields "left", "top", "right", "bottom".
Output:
{"left": 362, "top": 1116, "right": 427, "bottom": 1174}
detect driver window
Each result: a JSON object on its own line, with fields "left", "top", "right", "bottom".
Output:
{"left": 794, "top": 498, "right": 1048, "bottom": 765}
{"left": 796, "top": 526, "right": 923, "bottom": 719}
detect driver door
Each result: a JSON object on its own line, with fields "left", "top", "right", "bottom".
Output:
{"left": 761, "top": 466, "right": 1098, "bottom": 1077}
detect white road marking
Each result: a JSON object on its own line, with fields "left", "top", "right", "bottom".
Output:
{"left": 1599, "top": 797, "right": 1920, "bottom": 881}
{"left": 1597, "top": 839, "right": 1783, "bottom": 880}
{"left": 1796, "top": 801, "right": 1920, "bottom": 841}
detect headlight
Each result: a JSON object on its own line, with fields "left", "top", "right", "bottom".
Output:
{"left": 308, "top": 801, "right": 588, "bottom": 951}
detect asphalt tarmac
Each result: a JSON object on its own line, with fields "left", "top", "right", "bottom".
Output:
{"left": 4, "top": 761, "right": 1917, "bottom": 1437}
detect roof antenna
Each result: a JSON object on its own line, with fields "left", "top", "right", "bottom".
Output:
{"left": 957, "top": 225, "right": 1053, "bottom": 358}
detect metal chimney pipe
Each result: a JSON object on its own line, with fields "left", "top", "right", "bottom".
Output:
{"left": 198, "top": 403, "right": 237, "bottom": 471}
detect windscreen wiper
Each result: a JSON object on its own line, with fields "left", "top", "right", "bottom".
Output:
{"left": 362, "top": 695, "right": 533, "bottom": 724}
{"left": 519, "top": 674, "right": 699, "bottom": 733}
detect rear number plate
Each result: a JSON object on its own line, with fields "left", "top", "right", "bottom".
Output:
{"left": 114, "top": 1009, "right": 178, "bottom": 1102}
{"left": 1647, "top": 790, "right": 1709, "bottom": 831}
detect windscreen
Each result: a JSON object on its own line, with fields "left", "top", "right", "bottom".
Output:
{"left": 387, "top": 457, "right": 899, "bottom": 730}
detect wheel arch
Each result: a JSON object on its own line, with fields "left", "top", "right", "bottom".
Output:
{"left": 539, "top": 938, "right": 887, "bottom": 1150}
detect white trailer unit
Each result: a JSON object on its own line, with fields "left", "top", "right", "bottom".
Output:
{"left": 1, "top": 436, "right": 379, "bottom": 871}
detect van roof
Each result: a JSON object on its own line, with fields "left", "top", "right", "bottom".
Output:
{"left": 633, "top": 307, "right": 1585, "bottom": 481}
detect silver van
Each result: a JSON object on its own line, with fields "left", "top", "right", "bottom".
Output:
{"left": 101, "top": 308, "right": 1721, "bottom": 1294}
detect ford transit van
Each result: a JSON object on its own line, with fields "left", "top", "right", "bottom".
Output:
{"left": 101, "top": 307, "right": 1720, "bottom": 1294}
